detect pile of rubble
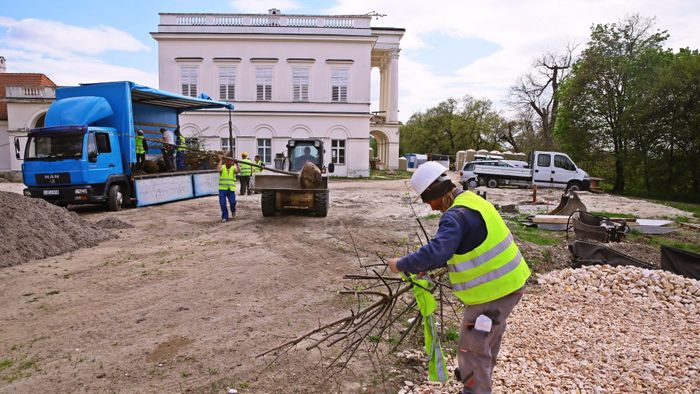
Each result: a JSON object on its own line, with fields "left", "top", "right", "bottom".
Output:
{"left": 0, "top": 191, "right": 114, "bottom": 267}
{"left": 403, "top": 265, "right": 699, "bottom": 393}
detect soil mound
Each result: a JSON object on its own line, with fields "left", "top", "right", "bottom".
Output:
{"left": 0, "top": 191, "right": 115, "bottom": 267}
{"left": 94, "top": 217, "right": 135, "bottom": 230}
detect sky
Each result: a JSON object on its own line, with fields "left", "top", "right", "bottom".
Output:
{"left": 2, "top": 0, "right": 700, "bottom": 122}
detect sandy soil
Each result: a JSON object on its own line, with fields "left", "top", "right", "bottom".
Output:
{"left": 0, "top": 179, "right": 696, "bottom": 393}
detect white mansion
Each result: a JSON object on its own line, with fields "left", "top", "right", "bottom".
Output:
{"left": 152, "top": 10, "right": 404, "bottom": 177}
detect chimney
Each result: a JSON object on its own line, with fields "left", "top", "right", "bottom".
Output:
{"left": 0, "top": 56, "right": 6, "bottom": 73}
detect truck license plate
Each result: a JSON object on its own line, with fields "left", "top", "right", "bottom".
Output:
{"left": 43, "top": 190, "right": 59, "bottom": 196}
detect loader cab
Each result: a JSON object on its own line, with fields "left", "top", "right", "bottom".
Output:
{"left": 287, "top": 139, "right": 334, "bottom": 173}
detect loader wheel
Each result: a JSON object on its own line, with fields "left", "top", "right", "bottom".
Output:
{"left": 313, "top": 191, "right": 329, "bottom": 217}
{"left": 107, "top": 184, "right": 123, "bottom": 211}
{"left": 261, "top": 190, "right": 276, "bottom": 217}
{"left": 486, "top": 178, "right": 499, "bottom": 188}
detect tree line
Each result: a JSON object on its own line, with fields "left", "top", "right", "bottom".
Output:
{"left": 399, "top": 14, "right": 700, "bottom": 203}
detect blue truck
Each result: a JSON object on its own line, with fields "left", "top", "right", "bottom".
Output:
{"left": 15, "top": 81, "right": 234, "bottom": 210}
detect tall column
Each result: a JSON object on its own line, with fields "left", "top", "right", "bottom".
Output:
{"left": 388, "top": 51, "right": 400, "bottom": 123}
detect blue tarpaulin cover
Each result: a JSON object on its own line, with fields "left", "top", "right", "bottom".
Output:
{"left": 45, "top": 96, "right": 113, "bottom": 126}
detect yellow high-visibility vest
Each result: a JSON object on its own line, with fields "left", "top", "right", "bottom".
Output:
{"left": 135, "top": 135, "right": 145, "bottom": 154}
{"left": 177, "top": 135, "right": 186, "bottom": 151}
{"left": 239, "top": 158, "right": 253, "bottom": 176}
{"left": 447, "top": 192, "right": 530, "bottom": 305}
{"left": 219, "top": 165, "right": 237, "bottom": 191}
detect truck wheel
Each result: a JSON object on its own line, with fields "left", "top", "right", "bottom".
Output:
{"left": 313, "top": 191, "right": 329, "bottom": 217}
{"left": 486, "top": 178, "right": 499, "bottom": 188}
{"left": 468, "top": 179, "right": 478, "bottom": 189}
{"left": 107, "top": 184, "right": 123, "bottom": 211}
{"left": 261, "top": 191, "right": 276, "bottom": 217}
{"left": 566, "top": 181, "right": 582, "bottom": 192}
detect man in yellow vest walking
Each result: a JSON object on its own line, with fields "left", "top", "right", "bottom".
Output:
{"left": 217, "top": 156, "right": 240, "bottom": 222}
{"left": 238, "top": 152, "right": 254, "bottom": 195}
{"left": 388, "top": 161, "right": 530, "bottom": 394}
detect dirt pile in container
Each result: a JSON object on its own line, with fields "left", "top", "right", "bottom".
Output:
{"left": 404, "top": 265, "right": 699, "bottom": 393}
{"left": 0, "top": 191, "right": 115, "bottom": 268}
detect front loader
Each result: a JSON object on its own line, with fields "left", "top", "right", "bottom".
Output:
{"left": 253, "top": 139, "right": 334, "bottom": 217}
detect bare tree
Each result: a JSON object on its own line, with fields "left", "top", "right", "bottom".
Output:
{"left": 510, "top": 44, "right": 577, "bottom": 149}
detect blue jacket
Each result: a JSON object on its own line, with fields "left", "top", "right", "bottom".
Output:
{"left": 397, "top": 203, "right": 488, "bottom": 273}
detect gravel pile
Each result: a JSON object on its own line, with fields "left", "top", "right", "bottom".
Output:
{"left": 0, "top": 192, "right": 115, "bottom": 267}
{"left": 404, "top": 265, "right": 700, "bottom": 393}
{"left": 94, "top": 217, "right": 135, "bottom": 230}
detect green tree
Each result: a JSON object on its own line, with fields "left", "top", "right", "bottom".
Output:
{"left": 556, "top": 15, "right": 669, "bottom": 192}
{"left": 400, "top": 96, "right": 505, "bottom": 156}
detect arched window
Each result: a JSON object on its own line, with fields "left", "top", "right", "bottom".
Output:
{"left": 34, "top": 113, "right": 47, "bottom": 128}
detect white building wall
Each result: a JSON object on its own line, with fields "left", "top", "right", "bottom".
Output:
{"left": 1, "top": 102, "right": 52, "bottom": 176}
{"left": 153, "top": 13, "right": 400, "bottom": 177}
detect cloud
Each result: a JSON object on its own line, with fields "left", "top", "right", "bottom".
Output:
{"left": 324, "top": 0, "right": 700, "bottom": 121}
{"left": 0, "top": 18, "right": 155, "bottom": 87}
{"left": 229, "top": 0, "right": 302, "bottom": 13}
{"left": 0, "top": 48, "right": 157, "bottom": 87}
{"left": 2, "top": 18, "right": 150, "bottom": 57}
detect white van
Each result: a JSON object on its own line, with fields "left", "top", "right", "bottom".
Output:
{"left": 460, "top": 151, "right": 590, "bottom": 191}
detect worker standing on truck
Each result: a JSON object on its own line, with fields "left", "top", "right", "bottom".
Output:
{"left": 160, "top": 128, "right": 176, "bottom": 172}
{"left": 238, "top": 152, "right": 253, "bottom": 195}
{"left": 135, "top": 130, "right": 147, "bottom": 164}
{"left": 175, "top": 128, "right": 187, "bottom": 171}
{"left": 387, "top": 162, "right": 530, "bottom": 394}
{"left": 217, "top": 156, "right": 240, "bottom": 222}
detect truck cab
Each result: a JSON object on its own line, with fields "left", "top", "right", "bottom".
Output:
{"left": 531, "top": 151, "right": 590, "bottom": 191}
{"left": 22, "top": 125, "right": 129, "bottom": 209}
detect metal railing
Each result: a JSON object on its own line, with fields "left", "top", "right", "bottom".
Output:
{"left": 166, "top": 14, "right": 369, "bottom": 29}
{"left": 5, "top": 86, "right": 55, "bottom": 99}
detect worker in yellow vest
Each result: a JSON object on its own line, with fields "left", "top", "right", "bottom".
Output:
{"left": 238, "top": 151, "right": 254, "bottom": 195}
{"left": 387, "top": 161, "right": 530, "bottom": 394}
{"left": 135, "top": 130, "right": 147, "bottom": 164}
{"left": 217, "top": 156, "right": 240, "bottom": 222}
{"left": 175, "top": 128, "right": 187, "bottom": 171}
{"left": 250, "top": 154, "right": 264, "bottom": 193}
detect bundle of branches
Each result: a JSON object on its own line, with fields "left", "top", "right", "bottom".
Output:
{"left": 257, "top": 216, "right": 462, "bottom": 373}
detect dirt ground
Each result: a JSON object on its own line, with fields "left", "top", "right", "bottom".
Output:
{"left": 0, "top": 179, "right": 696, "bottom": 393}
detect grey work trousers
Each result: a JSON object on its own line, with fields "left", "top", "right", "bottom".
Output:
{"left": 458, "top": 288, "right": 524, "bottom": 394}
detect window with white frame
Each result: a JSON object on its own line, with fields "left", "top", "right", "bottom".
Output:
{"left": 256, "top": 67, "right": 273, "bottom": 101}
{"left": 219, "top": 67, "right": 236, "bottom": 101}
{"left": 331, "top": 69, "right": 348, "bottom": 102}
{"left": 292, "top": 67, "right": 309, "bottom": 102}
{"left": 221, "top": 137, "right": 235, "bottom": 156}
{"left": 257, "top": 138, "right": 272, "bottom": 163}
{"left": 181, "top": 66, "right": 198, "bottom": 97}
{"left": 331, "top": 139, "right": 346, "bottom": 164}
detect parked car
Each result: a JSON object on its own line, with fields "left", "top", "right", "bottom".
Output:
{"left": 460, "top": 160, "right": 515, "bottom": 189}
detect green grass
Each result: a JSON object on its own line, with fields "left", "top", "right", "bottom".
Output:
{"left": 627, "top": 232, "right": 700, "bottom": 253}
{"left": 444, "top": 329, "right": 459, "bottom": 342}
{"left": 0, "top": 359, "right": 13, "bottom": 371}
{"left": 660, "top": 200, "right": 700, "bottom": 219}
{"left": 421, "top": 213, "right": 442, "bottom": 220}
{"left": 368, "top": 169, "right": 413, "bottom": 180}
{"left": 509, "top": 224, "right": 560, "bottom": 246}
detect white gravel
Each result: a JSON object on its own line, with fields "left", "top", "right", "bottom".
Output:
{"left": 404, "top": 265, "right": 700, "bottom": 393}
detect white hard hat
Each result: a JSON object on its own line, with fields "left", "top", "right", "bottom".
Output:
{"left": 411, "top": 161, "right": 448, "bottom": 196}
